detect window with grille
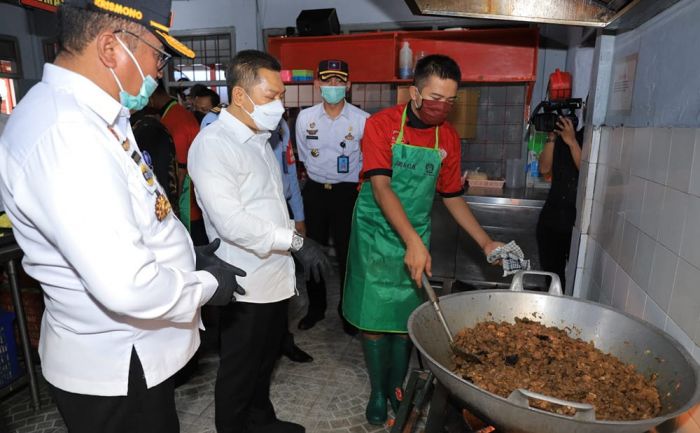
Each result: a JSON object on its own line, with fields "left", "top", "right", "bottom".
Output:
{"left": 0, "top": 36, "right": 21, "bottom": 79}
{"left": 166, "top": 28, "right": 235, "bottom": 104}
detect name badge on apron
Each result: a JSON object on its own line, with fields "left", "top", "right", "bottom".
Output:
{"left": 337, "top": 155, "right": 349, "bottom": 173}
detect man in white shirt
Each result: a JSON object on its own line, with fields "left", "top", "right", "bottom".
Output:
{"left": 188, "top": 50, "right": 330, "bottom": 433}
{"left": 0, "top": 1, "right": 245, "bottom": 432}
{"left": 294, "top": 60, "right": 370, "bottom": 334}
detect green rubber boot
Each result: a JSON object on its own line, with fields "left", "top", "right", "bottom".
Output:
{"left": 362, "top": 335, "right": 390, "bottom": 425}
{"left": 387, "top": 334, "right": 412, "bottom": 415}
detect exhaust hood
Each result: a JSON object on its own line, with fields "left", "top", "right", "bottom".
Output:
{"left": 407, "top": 0, "right": 680, "bottom": 31}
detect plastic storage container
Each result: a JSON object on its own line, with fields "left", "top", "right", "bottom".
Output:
{"left": 0, "top": 310, "right": 20, "bottom": 388}
{"left": 547, "top": 68, "right": 572, "bottom": 101}
{"left": 398, "top": 41, "right": 413, "bottom": 79}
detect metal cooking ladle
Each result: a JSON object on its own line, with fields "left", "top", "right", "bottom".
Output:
{"left": 421, "top": 274, "right": 482, "bottom": 364}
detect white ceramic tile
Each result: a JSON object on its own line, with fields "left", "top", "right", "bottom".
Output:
{"left": 351, "top": 83, "right": 365, "bottom": 101}
{"left": 631, "top": 127, "right": 652, "bottom": 179}
{"left": 590, "top": 199, "right": 604, "bottom": 239}
{"left": 665, "top": 316, "right": 696, "bottom": 355}
{"left": 584, "top": 154, "right": 598, "bottom": 202}
{"left": 658, "top": 187, "right": 689, "bottom": 255}
{"left": 604, "top": 168, "right": 626, "bottom": 218}
{"left": 680, "top": 194, "right": 700, "bottom": 270}
{"left": 619, "top": 220, "right": 639, "bottom": 274}
{"left": 589, "top": 280, "right": 602, "bottom": 304}
{"left": 668, "top": 258, "right": 700, "bottom": 341}
{"left": 620, "top": 127, "right": 635, "bottom": 174}
{"left": 582, "top": 127, "right": 599, "bottom": 164}
{"left": 643, "top": 296, "right": 668, "bottom": 331}
{"left": 590, "top": 239, "right": 605, "bottom": 287}
{"left": 624, "top": 175, "right": 645, "bottom": 228}
{"left": 695, "top": 317, "right": 700, "bottom": 347}
{"left": 365, "top": 84, "right": 381, "bottom": 102}
{"left": 609, "top": 213, "right": 625, "bottom": 264}
{"left": 612, "top": 266, "right": 630, "bottom": 310}
{"left": 597, "top": 127, "right": 611, "bottom": 166}
{"left": 579, "top": 198, "right": 594, "bottom": 234}
{"left": 648, "top": 242, "right": 678, "bottom": 312}
{"left": 625, "top": 279, "right": 646, "bottom": 319}
{"left": 648, "top": 127, "right": 672, "bottom": 185}
{"left": 574, "top": 267, "right": 591, "bottom": 300}
{"left": 688, "top": 129, "right": 700, "bottom": 197}
{"left": 284, "top": 85, "right": 298, "bottom": 103}
{"left": 667, "top": 128, "right": 696, "bottom": 193}
{"left": 593, "top": 164, "right": 608, "bottom": 205}
{"left": 632, "top": 231, "right": 655, "bottom": 291}
{"left": 640, "top": 180, "right": 665, "bottom": 238}
{"left": 600, "top": 252, "right": 617, "bottom": 305}
{"left": 609, "top": 127, "right": 624, "bottom": 169}
{"left": 298, "top": 85, "right": 313, "bottom": 103}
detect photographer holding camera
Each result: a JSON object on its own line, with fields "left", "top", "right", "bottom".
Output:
{"left": 536, "top": 114, "right": 584, "bottom": 290}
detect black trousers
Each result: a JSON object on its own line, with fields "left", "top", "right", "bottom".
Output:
{"left": 49, "top": 347, "right": 179, "bottom": 433}
{"left": 301, "top": 180, "right": 358, "bottom": 318}
{"left": 536, "top": 217, "right": 573, "bottom": 290}
{"left": 215, "top": 300, "right": 288, "bottom": 433}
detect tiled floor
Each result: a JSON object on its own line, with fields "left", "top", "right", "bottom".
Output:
{"left": 0, "top": 267, "right": 396, "bottom": 433}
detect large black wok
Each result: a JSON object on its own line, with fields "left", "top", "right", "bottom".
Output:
{"left": 408, "top": 271, "right": 700, "bottom": 433}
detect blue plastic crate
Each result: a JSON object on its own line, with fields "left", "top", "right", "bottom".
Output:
{"left": 0, "top": 310, "right": 20, "bottom": 388}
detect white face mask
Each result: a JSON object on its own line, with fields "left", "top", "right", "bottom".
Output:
{"left": 242, "top": 91, "right": 285, "bottom": 131}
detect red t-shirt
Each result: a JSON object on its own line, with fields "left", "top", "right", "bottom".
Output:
{"left": 160, "top": 100, "right": 203, "bottom": 220}
{"left": 360, "top": 104, "right": 464, "bottom": 196}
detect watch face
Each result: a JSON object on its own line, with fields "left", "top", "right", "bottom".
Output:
{"left": 292, "top": 234, "right": 304, "bottom": 251}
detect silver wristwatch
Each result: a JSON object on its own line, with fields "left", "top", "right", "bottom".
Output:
{"left": 290, "top": 231, "right": 304, "bottom": 252}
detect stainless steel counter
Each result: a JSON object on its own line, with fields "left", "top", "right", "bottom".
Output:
{"left": 430, "top": 187, "right": 548, "bottom": 290}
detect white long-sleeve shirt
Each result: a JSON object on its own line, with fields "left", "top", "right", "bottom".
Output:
{"left": 188, "top": 109, "right": 296, "bottom": 304}
{"left": 0, "top": 64, "right": 218, "bottom": 396}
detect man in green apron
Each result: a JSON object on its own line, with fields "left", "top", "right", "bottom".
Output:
{"left": 342, "top": 55, "right": 503, "bottom": 425}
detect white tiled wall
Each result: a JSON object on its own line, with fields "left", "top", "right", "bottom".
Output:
{"left": 571, "top": 125, "right": 700, "bottom": 432}
{"left": 577, "top": 127, "right": 700, "bottom": 362}
{"left": 577, "top": 125, "right": 700, "bottom": 364}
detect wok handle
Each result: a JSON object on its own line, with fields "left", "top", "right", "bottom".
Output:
{"left": 421, "top": 274, "right": 454, "bottom": 344}
{"left": 507, "top": 388, "right": 596, "bottom": 421}
{"left": 510, "top": 270, "right": 563, "bottom": 295}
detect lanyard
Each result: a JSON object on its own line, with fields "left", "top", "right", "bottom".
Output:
{"left": 395, "top": 105, "right": 439, "bottom": 149}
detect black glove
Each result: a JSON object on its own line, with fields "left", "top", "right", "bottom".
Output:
{"left": 195, "top": 239, "right": 247, "bottom": 306}
{"left": 292, "top": 236, "right": 332, "bottom": 283}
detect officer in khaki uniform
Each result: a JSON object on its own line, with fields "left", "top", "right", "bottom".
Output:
{"left": 295, "top": 60, "right": 369, "bottom": 334}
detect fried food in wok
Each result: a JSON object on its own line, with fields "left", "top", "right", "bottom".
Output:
{"left": 452, "top": 318, "right": 661, "bottom": 421}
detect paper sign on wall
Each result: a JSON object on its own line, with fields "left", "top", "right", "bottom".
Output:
{"left": 610, "top": 53, "right": 638, "bottom": 112}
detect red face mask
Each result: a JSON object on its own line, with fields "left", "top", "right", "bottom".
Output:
{"left": 416, "top": 95, "right": 453, "bottom": 126}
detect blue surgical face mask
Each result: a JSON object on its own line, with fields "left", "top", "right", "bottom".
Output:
{"left": 320, "top": 85, "right": 346, "bottom": 105}
{"left": 109, "top": 36, "right": 158, "bottom": 111}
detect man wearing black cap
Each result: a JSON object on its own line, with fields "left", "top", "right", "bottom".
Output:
{"left": 0, "top": 1, "right": 247, "bottom": 432}
{"left": 294, "top": 59, "right": 369, "bottom": 334}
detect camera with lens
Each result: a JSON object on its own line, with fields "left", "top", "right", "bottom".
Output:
{"left": 529, "top": 98, "right": 582, "bottom": 133}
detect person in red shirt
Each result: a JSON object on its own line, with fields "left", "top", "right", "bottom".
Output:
{"left": 149, "top": 81, "right": 208, "bottom": 246}
{"left": 342, "top": 55, "right": 503, "bottom": 425}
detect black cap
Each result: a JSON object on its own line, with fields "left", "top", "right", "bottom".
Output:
{"left": 62, "top": 0, "right": 195, "bottom": 59}
{"left": 318, "top": 59, "right": 349, "bottom": 82}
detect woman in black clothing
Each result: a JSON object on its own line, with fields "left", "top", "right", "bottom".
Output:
{"left": 537, "top": 116, "right": 584, "bottom": 290}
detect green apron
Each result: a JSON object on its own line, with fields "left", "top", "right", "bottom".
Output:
{"left": 343, "top": 106, "right": 441, "bottom": 333}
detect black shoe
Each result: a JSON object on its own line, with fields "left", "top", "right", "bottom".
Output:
{"left": 250, "top": 420, "right": 305, "bottom": 433}
{"left": 297, "top": 313, "right": 324, "bottom": 330}
{"left": 342, "top": 318, "right": 359, "bottom": 336}
{"left": 283, "top": 343, "right": 313, "bottom": 363}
